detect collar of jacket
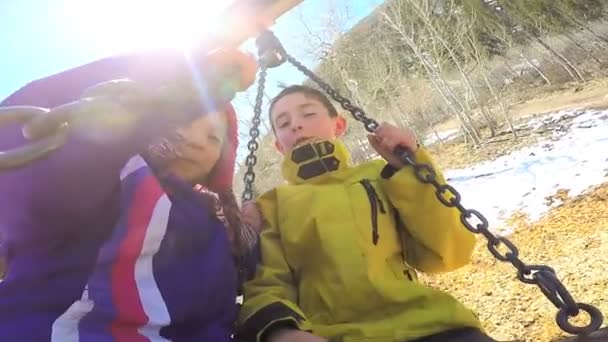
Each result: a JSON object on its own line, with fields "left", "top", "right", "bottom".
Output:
{"left": 281, "top": 139, "right": 351, "bottom": 185}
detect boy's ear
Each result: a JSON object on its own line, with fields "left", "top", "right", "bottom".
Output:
{"left": 335, "top": 116, "right": 347, "bottom": 137}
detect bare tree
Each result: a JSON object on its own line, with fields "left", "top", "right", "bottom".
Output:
{"left": 381, "top": 0, "right": 481, "bottom": 145}
{"left": 409, "top": 0, "right": 499, "bottom": 136}
{"left": 481, "top": 0, "right": 586, "bottom": 83}
{"left": 464, "top": 23, "right": 518, "bottom": 138}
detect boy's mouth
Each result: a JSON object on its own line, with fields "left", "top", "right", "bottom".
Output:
{"left": 294, "top": 136, "right": 313, "bottom": 146}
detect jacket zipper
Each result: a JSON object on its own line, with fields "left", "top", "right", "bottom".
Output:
{"left": 359, "top": 179, "right": 386, "bottom": 245}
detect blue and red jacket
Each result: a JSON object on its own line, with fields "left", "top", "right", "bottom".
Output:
{"left": 0, "top": 52, "right": 240, "bottom": 341}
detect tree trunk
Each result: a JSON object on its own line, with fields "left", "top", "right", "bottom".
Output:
{"left": 501, "top": 58, "right": 520, "bottom": 78}
{"left": 535, "top": 37, "right": 585, "bottom": 83}
{"left": 481, "top": 67, "right": 518, "bottom": 138}
{"left": 409, "top": 0, "right": 496, "bottom": 136}
{"left": 520, "top": 50, "right": 552, "bottom": 85}
{"left": 380, "top": 7, "right": 481, "bottom": 145}
{"left": 528, "top": 40, "right": 578, "bottom": 82}
{"left": 556, "top": 7, "right": 608, "bottom": 48}
{"left": 562, "top": 33, "right": 603, "bottom": 66}
{"left": 420, "top": 108, "right": 445, "bottom": 145}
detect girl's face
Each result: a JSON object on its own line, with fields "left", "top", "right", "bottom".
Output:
{"left": 163, "top": 113, "right": 227, "bottom": 184}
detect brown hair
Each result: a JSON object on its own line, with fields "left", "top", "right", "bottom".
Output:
{"left": 147, "top": 135, "right": 258, "bottom": 257}
{"left": 268, "top": 85, "right": 338, "bottom": 131}
{"left": 192, "top": 186, "right": 258, "bottom": 257}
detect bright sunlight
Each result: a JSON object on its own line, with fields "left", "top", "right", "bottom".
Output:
{"left": 62, "top": 0, "right": 233, "bottom": 53}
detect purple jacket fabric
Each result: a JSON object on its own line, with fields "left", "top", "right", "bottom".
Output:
{"left": 0, "top": 52, "right": 238, "bottom": 341}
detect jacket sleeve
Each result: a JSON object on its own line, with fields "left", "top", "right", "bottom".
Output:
{"left": 379, "top": 147, "right": 476, "bottom": 274}
{"left": 237, "top": 189, "right": 312, "bottom": 342}
{"left": 0, "top": 49, "right": 210, "bottom": 243}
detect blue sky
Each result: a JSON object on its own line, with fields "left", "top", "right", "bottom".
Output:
{"left": 0, "top": 0, "right": 382, "bottom": 156}
{"left": 0, "top": 0, "right": 382, "bottom": 98}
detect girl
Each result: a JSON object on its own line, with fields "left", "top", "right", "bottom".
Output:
{"left": 0, "top": 48, "right": 258, "bottom": 341}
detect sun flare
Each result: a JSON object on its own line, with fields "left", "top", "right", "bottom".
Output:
{"left": 63, "top": 0, "right": 232, "bottom": 53}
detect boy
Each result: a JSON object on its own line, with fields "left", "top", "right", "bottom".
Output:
{"left": 238, "top": 85, "right": 495, "bottom": 342}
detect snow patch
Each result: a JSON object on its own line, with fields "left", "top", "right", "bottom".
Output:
{"left": 443, "top": 108, "right": 608, "bottom": 235}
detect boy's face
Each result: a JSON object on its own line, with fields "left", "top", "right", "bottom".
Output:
{"left": 270, "top": 92, "right": 346, "bottom": 154}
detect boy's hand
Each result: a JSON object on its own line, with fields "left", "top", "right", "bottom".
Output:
{"left": 368, "top": 122, "right": 418, "bottom": 168}
{"left": 242, "top": 201, "right": 263, "bottom": 233}
{"left": 267, "top": 329, "right": 328, "bottom": 342}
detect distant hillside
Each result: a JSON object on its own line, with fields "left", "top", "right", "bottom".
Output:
{"left": 234, "top": 0, "right": 608, "bottom": 196}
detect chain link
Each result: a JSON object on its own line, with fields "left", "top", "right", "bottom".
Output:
{"left": 0, "top": 54, "right": 250, "bottom": 171}
{"left": 241, "top": 67, "right": 267, "bottom": 202}
{"left": 276, "top": 45, "right": 604, "bottom": 336}
{"left": 394, "top": 145, "right": 603, "bottom": 334}
{"left": 285, "top": 55, "right": 379, "bottom": 133}
{"left": 0, "top": 79, "right": 174, "bottom": 171}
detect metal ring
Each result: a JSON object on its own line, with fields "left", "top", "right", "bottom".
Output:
{"left": 0, "top": 123, "right": 69, "bottom": 171}
{"left": 21, "top": 101, "right": 79, "bottom": 140}
{"left": 0, "top": 106, "right": 70, "bottom": 171}
{"left": 0, "top": 106, "right": 50, "bottom": 126}
{"left": 557, "top": 302, "right": 604, "bottom": 335}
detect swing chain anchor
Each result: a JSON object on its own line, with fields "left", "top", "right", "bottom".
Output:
{"left": 256, "top": 31, "right": 605, "bottom": 335}
{"left": 256, "top": 30, "right": 287, "bottom": 69}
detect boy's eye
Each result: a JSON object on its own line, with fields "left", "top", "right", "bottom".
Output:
{"left": 304, "top": 112, "right": 316, "bottom": 117}
{"left": 278, "top": 121, "right": 289, "bottom": 128}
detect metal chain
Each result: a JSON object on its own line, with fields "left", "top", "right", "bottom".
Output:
{"left": 0, "top": 49, "right": 254, "bottom": 172}
{"left": 280, "top": 44, "right": 604, "bottom": 335}
{"left": 0, "top": 79, "right": 176, "bottom": 171}
{"left": 241, "top": 67, "right": 267, "bottom": 202}
{"left": 241, "top": 30, "right": 288, "bottom": 203}
{"left": 394, "top": 145, "right": 604, "bottom": 335}
{"left": 285, "top": 54, "right": 379, "bottom": 133}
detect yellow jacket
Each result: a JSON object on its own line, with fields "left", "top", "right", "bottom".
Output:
{"left": 238, "top": 140, "right": 481, "bottom": 342}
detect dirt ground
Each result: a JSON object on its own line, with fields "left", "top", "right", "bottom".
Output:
{"left": 418, "top": 80, "right": 608, "bottom": 341}
{"left": 419, "top": 182, "right": 608, "bottom": 342}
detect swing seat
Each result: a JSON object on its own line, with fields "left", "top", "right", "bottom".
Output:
{"left": 557, "top": 326, "right": 608, "bottom": 341}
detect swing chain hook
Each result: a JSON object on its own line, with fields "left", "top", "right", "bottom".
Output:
{"left": 277, "top": 42, "right": 604, "bottom": 335}
{"left": 256, "top": 30, "right": 287, "bottom": 69}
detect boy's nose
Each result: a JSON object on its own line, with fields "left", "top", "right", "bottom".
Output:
{"left": 291, "top": 125, "right": 303, "bottom": 132}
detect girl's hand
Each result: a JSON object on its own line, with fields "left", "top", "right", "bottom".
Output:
{"left": 241, "top": 201, "right": 263, "bottom": 233}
